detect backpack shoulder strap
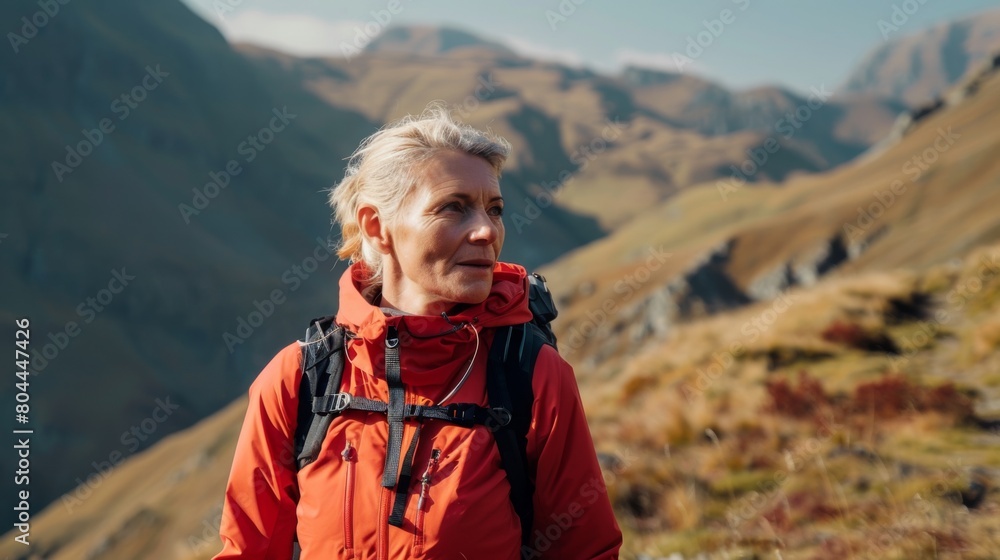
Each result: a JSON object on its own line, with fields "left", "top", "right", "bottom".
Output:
{"left": 294, "top": 315, "right": 345, "bottom": 470}
{"left": 488, "top": 272, "right": 559, "bottom": 556}
{"left": 487, "top": 322, "right": 551, "bottom": 558}
{"left": 526, "top": 273, "right": 558, "bottom": 349}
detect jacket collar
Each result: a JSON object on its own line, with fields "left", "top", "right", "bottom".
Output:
{"left": 336, "top": 261, "right": 533, "bottom": 387}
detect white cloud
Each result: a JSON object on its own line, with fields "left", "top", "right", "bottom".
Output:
{"left": 614, "top": 48, "right": 710, "bottom": 74}
{"left": 212, "top": 9, "right": 367, "bottom": 58}
{"left": 499, "top": 35, "right": 585, "bottom": 67}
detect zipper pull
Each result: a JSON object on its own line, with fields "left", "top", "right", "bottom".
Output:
{"left": 342, "top": 441, "right": 354, "bottom": 461}
{"left": 416, "top": 449, "right": 441, "bottom": 511}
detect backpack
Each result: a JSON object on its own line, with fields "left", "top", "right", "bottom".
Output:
{"left": 292, "top": 273, "right": 558, "bottom": 559}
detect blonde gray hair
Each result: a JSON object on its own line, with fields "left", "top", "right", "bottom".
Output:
{"left": 328, "top": 105, "right": 511, "bottom": 284}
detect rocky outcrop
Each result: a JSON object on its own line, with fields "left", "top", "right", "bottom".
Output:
{"left": 748, "top": 233, "right": 860, "bottom": 301}
{"left": 572, "top": 233, "right": 870, "bottom": 363}
{"left": 670, "top": 240, "right": 752, "bottom": 317}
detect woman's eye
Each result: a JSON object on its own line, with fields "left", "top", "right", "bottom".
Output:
{"left": 489, "top": 206, "right": 504, "bottom": 217}
{"left": 441, "top": 202, "right": 463, "bottom": 212}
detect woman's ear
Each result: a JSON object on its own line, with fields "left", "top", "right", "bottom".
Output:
{"left": 358, "top": 204, "right": 392, "bottom": 255}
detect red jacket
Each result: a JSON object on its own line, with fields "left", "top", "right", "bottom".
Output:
{"left": 215, "top": 262, "right": 622, "bottom": 559}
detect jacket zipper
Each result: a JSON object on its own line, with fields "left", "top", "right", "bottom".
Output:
{"left": 377, "top": 485, "right": 391, "bottom": 560}
{"left": 342, "top": 442, "right": 357, "bottom": 556}
{"left": 413, "top": 449, "right": 441, "bottom": 551}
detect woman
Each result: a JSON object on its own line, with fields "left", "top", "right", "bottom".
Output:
{"left": 214, "top": 107, "right": 622, "bottom": 559}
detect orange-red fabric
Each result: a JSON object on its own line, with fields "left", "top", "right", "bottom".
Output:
{"left": 215, "top": 262, "right": 623, "bottom": 559}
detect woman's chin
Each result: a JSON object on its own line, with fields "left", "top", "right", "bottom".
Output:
{"left": 448, "top": 283, "right": 492, "bottom": 306}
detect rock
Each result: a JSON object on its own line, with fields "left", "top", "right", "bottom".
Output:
{"left": 747, "top": 262, "right": 795, "bottom": 301}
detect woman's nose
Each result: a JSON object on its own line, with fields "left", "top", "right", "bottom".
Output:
{"left": 468, "top": 211, "right": 500, "bottom": 245}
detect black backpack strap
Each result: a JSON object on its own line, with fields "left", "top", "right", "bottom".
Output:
{"left": 526, "top": 273, "right": 558, "bottom": 349}
{"left": 311, "top": 392, "right": 510, "bottom": 427}
{"left": 487, "top": 322, "right": 549, "bottom": 558}
{"left": 294, "top": 315, "right": 346, "bottom": 470}
{"left": 292, "top": 316, "right": 344, "bottom": 560}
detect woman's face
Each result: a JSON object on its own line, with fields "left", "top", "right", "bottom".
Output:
{"left": 376, "top": 150, "right": 505, "bottom": 316}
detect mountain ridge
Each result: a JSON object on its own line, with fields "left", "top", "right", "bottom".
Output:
{"left": 840, "top": 7, "right": 1000, "bottom": 105}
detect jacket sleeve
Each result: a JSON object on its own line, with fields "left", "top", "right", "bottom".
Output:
{"left": 214, "top": 343, "right": 303, "bottom": 560}
{"left": 525, "top": 345, "right": 623, "bottom": 559}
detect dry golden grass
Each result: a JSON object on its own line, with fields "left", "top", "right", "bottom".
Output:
{"left": 970, "top": 316, "right": 1000, "bottom": 361}
{"left": 581, "top": 241, "right": 1000, "bottom": 559}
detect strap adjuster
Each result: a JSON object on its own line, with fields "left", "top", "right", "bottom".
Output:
{"left": 446, "top": 403, "right": 479, "bottom": 426}
{"left": 313, "top": 392, "right": 352, "bottom": 415}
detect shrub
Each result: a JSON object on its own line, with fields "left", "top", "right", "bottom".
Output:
{"left": 923, "top": 383, "right": 975, "bottom": 421}
{"left": 764, "top": 371, "right": 830, "bottom": 419}
{"left": 764, "top": 372, "right": 974, "bottom": 424}
{"left": 851, "top": 375, "right": 974, "bottom": 421}
{"left": 852, "top": 375, "right": 916, "bottom": 418}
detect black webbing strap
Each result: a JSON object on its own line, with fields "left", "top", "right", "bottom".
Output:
{"left": 295, "top": 318, "right": 345, "bottom": 470}
{"left": 387, "top": 423, "right": 423, "bottom": 527}
{"left": 382, "top": 326, "right": 404, "bottom": 488}
{"left": 487, "top": 324, "right": 541, "bottom": 558}
{"left": 292, "top": 317, "right": 344, "bottom": 559}
{"left": 311, "top": 393, "right": 510, "bottom": 428}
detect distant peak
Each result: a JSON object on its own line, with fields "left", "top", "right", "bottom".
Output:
{"left": 620, "top": 65, "right": 684, "bottom": 86}
{"left": 363, "top": 25, "right": 516, "bottom": 57}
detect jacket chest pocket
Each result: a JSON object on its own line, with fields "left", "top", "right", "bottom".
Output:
{"left": 412, "top": 448, "right": 441, "bottom": 555}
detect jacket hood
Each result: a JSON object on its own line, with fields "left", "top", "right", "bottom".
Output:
{"left": 336, "top": 261, "right": 533, "bottom": 388}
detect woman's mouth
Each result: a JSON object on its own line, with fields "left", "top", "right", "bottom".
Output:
{"left": 457, "top": 259, "right": 493, "bottom": 270}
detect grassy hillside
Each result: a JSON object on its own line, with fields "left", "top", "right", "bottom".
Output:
{"left": 541, "top": 57, "right": 1000, "bottom": 371}
{"left": 587, "top": 243, "right": 1000, "bottom": 558}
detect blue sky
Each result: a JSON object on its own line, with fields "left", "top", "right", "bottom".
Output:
{"left": 181, "top": 0, "right": 1000, "bottom": 95}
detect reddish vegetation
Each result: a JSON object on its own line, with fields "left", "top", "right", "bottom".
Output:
{"left": 764, "top": 371, "right": 831, "bottom": 418}
{"left": 852, "top": 375, "right": 973, "bottom": 420}
{"left": 820, "top": 320, "right": 899, "bottom": 353}
{"left": 821, "top": 320, "right": 870, "bottom": 347}
{"left": 923, "top": 384, "right": 976, "bottom": 420}
{"left": 853, "top": 375, "right": 917, "bottom": 418}
{"left": 765, "top": 372, "right": 974, "bottom": 423}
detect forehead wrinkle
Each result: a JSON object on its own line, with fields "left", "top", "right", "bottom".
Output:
{"left": 409, "top": 152, "right": 502, "bottom": 204}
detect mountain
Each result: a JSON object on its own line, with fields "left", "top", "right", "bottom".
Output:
{"left": 7, "top": 51, "right": 1000, "bottom": 560}
{"left": 246, "top": 39, "right": 902, "bottom": 229}
{"left": 544, "top": 53, "right": 1000, "bottom": 370}
{"left": 840, "top": 8, "right": 1000, "bottom": 105}
{"left": 625, "top": 67, "right": 903, "bottom": 146}
{"left": 362, "top": 25, "right": 516, "bottom": 57}
{"left": 540, "top": 56, "right": 1000, "bottom": 551}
